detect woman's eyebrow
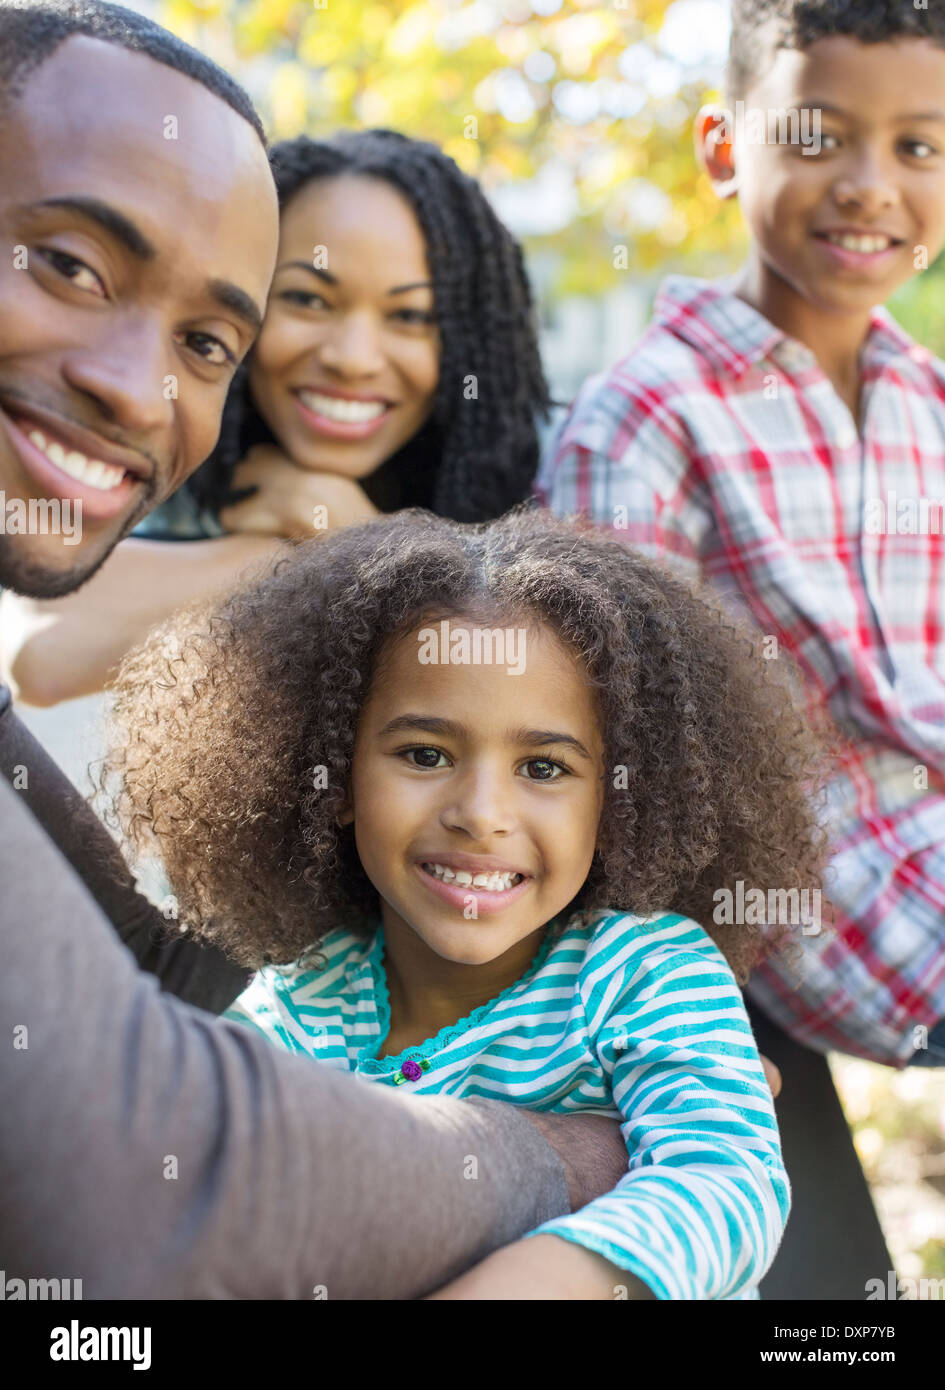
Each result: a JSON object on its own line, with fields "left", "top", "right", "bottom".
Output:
{"left": 276, "top": 260, "right": 338, "bottom": 284}
{"left": 388, "top": 280, "right": 433, "bottom": 295}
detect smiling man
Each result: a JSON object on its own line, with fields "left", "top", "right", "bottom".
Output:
{"left": 0, "top": 0, "right": 632, "bottom": 1301}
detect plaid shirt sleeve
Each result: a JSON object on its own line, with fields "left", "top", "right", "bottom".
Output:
{"left": 535, "top": 361, "right": 716, "bottom": 587}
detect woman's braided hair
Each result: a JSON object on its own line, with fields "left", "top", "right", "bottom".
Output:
{"left": 188, "top": 129, "right": 552, "bottom": 523}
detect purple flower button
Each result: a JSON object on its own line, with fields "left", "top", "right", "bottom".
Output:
{"left": 401, "top": 1058, "right": 423, "bottom": 1082}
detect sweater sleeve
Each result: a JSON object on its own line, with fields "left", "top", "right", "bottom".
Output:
{"left": 522, "top": 913, "right": 790, "bottom": 1299}
{"left": 0, "top": 684, "right": 247, "bottom": 1012}
{"left": 0, "top": 773, "right": 570, "bottom": 1298}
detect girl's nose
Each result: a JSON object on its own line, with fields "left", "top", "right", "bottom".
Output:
{"left": 316, "top": 310, "right": 385, "bottom": 378}
{"left": 439, "top": 769, "right": 517, "bottom": 839}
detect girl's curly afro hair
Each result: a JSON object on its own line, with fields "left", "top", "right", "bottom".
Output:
{"left": 99, "top": 507, "right": 830, "bottom": 984}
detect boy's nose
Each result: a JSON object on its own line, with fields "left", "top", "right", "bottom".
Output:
{"left": 832, "top": 154, "right": 899, "bottom": 216}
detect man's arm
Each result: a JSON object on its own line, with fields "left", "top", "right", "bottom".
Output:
{"left": 0, "top": 774, "right": 580, "bottom": 1299}
{"left": 0, "top": 685, "right": 247, "bottom": 1012}
{"left": 1, "top": 535, "right": 285, "bottom": 706}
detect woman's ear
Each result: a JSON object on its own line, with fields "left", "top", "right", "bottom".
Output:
{"left": 694, "top": 104, "right": 738, "bottom": 199}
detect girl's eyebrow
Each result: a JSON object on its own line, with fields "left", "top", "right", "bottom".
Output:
{"left": 376, "top": 714, "right": 594, "bottom": 761}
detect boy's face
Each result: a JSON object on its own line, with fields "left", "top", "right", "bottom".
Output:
{"left": 345, "top": 616, "right": 605, "bottom": 971}
{"left": 701, "top": 35, "right": 945, "bottom": 319}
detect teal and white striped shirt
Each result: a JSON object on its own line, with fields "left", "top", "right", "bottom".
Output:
{"left": 224, "top": 909, "right": 789, "bottom": 1299}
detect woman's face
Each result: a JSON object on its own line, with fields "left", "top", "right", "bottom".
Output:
{"left": 248, "top": 174, "right": 441, "bottom": 479}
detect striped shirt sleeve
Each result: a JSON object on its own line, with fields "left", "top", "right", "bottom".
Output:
{"left": 523, "top": 915, "right": 790, "bottom": 1299}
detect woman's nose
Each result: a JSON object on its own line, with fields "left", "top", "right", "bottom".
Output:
{"left": 316, "top": 311, "right": 385, "bottom": 377}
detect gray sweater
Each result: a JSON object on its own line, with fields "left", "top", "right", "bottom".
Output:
{"left": 0, "top": 690, "right": 569, "bottom": 1298}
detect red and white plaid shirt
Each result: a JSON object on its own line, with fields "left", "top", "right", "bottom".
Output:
{"left": 536, "top": 274, "right": 945, "bottom": 1068}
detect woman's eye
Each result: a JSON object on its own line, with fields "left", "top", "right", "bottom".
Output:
{"left": 521, "top": 758, "right": 567, "bottom": 781}
{"left": 38, "top": 248, "right": 106, "bottom": 297}
{"left": 390, "top": 308, "right": 435, "bottom": 326}
{"left": 404, "top": 746, "right": 448, "bottom": 769}
{"left": 280, "top": 289, "right": 330, "bottom": 309}
{"left": 177, "top": 331, "right": 234, "bottom": 368}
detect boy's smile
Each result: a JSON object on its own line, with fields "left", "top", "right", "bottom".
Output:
{"left": 699, "top": 35, "right": 945, "bottom": 383}
{"left": 343, "top": 616, "right": 604, "bottom": 1035}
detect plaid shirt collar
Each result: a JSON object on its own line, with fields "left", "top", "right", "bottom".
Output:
{"left": 652, "top": 274, "right": 927, "bottom": 381}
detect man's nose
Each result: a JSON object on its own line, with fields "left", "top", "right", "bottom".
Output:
{"left": 60, "top": 313, "right": 176, "bottom": 436}
{"left": 317, "top": 310, "right": 385, "bottom": 378}
{"left": 832, "top": 147, "right": 900, "bottom": 218}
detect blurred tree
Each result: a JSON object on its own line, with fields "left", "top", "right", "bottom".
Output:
{"left": 158, "top": 0, "right": 743, "bottom": 296}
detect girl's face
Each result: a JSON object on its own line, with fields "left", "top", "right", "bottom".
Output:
{"left": 247, "top": 174, "right": 440, "bottom": 479}
{"left": 345, "top": 616, "right": 605, "bottom": 968}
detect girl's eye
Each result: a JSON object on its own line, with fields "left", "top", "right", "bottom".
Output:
{"left": 175, "top": 331, "right": 235, "bottom": 368}
{"left": 280, "top": 288, "right": 331, "bottom": 309}
{"left": 403, "top": 746, "right": 449, "bottom": 769}
{"left": 811, "top": 133, "right": 840, "bottom": 154}
{"left": 38, "top": 247, "right": 106, "bottom": 297}
{"left": 521, "top": 758, "right": 568, "bottom": 782}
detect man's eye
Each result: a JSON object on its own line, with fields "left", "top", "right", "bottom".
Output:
{"left": 178, "top": 331, "right": 234, "bottom": 367}
{"left": 404, "top": 746, "right": 448, "bottom": 769}
{"left": 38, "top": 248, "right": 106, "bottom": 297}
{"left": 521, "top": 758, "right": 567, "bottom": 781}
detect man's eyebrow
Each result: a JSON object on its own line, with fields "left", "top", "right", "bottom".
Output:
{"left": 26, "top": 196, "right": 155, "bottom": 259}
{"left": 377, "top": 714, "right": 594, "bottom": 760}
{"left": 207, "top": 278, "right": 263, "bottom": 336}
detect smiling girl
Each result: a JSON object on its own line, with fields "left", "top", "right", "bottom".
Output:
{"left": 4, "top": 129, "right": 550, "bottom": 703}
{"left": 99, "top": 507, "right": 827, "bottom": 1300}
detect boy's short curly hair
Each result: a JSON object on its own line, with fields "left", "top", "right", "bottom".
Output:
{"left": 99, "top": 508, "right": 831, "bottom": 984}
{"left": 727, "top": 0, "right": 945, "bottom": 99}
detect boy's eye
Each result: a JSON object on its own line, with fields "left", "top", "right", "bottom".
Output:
{"left": 37, "top": 247, "right": 106, "bottom": 297}
{"left": 902, "top": 139, "right": 937, "bottom": 160}
{"left": 404, "top": 746, "right": 449, "bottom": 769}
{"left": 174, "top": 330, "right": 235, "bottom": 368}
{"left": 520, "top": 758, "right": 568, "bottom": 781}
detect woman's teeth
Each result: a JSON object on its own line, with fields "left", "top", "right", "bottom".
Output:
{"left": 823, "top": 233, "right": 893, "bottom": 254}
{"left": 298, "top": 391, "right": 387, "bottom": 423}
{"left": 423, "top": 863, "right": 524, "bottom": 893}
{"left": 26, "top": 427, "right": 125, "bottom": 490}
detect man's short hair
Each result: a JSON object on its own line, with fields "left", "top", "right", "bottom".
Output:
{"left": 727, "top": 0, "right": 945, "bottom": 100}
{"left": 0, "top": 0, "right": 265, "bottom": 142}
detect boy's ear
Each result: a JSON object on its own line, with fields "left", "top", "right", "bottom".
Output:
{"left": 694, "top": 104, "right": 738, "bottom": 199}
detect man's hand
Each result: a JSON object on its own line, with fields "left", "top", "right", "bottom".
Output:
{"left": 219, "top": 445, "right": 379, "bottom": 540}
{"left": 517, "top": 1111, "right": 629, "bottom": 1212}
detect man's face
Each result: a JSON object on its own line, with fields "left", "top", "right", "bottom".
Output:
{"left": 0, "top": 36, "right": 278, "bottom": 596}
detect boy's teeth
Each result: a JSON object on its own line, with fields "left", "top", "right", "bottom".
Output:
{"left": 26, "top": 427, "right": 125, "bottom": 490}
{"left": 824, "top": 233, "right": 892, "bottom": 254}
{"left": 299, "top": 391, "right": 387, "bottom": 424}
{"left": 424, "top": 863, "right": 523, "bottom": 893}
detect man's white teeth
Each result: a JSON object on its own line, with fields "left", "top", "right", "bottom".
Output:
{"left": 825, "top": 233, "right": 892, "bottom": 254}
{"left": 424, "top": 863, "right": 523, "bottom": 892}
{"left": 27, "top": 428, "right": 125, "bottom": 490}
{"left": 299, "top": 391, "right": 387, "bottom": 423}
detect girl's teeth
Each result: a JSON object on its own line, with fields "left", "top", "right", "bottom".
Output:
{"left": 27, "top": 428, "right": 125, "bottom": 490}
{"left": 299, "top": 391, "right": 387, "bottom": 424}
{"left": 825, "top": 233, "right": 892, "bottom": 254}
{"left": 424, "top": 863, "right": 523, "bottom": 892}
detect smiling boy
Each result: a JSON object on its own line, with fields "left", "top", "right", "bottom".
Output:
{"left": 538, "top": 0, "right": 945, "bottom": 1073}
